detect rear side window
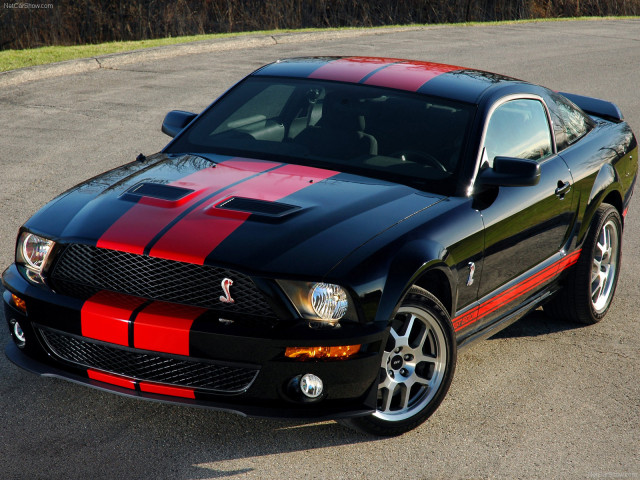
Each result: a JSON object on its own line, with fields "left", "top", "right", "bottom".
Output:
{"left": 483, "top": 99, "right": 553, "bottom": 165}
{"left": 550, "top": 93, "right": 594, "bottom": 151}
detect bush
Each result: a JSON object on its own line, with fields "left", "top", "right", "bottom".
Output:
{"left": 1, "top": 0, "right": 638, "bottom": 51}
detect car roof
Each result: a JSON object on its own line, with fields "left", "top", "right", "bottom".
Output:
{"left": 252, "top": 56, "right": 528, "bottom": 104}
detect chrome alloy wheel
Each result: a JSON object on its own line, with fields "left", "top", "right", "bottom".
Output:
{"left": 591, "top": 219, "right": 619, "bottom": 314}
{"left": 374, "top": 305, "right": 448, "bottom": 422}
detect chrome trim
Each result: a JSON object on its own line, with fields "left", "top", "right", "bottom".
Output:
{"left": 468, "top": 94, "right": 556, "bottom": 196}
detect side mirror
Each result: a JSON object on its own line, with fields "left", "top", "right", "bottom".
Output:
{"left": 161, "top": 110, "right": 197, "bottom": 138}
{"left": 475, "top": 156, "right": 541, "bottom": 188}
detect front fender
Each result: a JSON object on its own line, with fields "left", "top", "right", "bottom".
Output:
{"left": 324, "top": 196, "right": 483, "bottom": 327}
{"left": 376, "top": 240, "right": 455, "bottom": 323}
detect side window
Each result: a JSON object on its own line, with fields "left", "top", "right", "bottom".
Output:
{"left": 550, "top": 93, "right": 594, "bottom": 151}
{"left": 484, "top": 99, "right": 553, "bottom": 165}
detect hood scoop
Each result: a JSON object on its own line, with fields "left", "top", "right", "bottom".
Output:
{"left": 216, "top": 197, "right": 301, "bottom": 218}
{"left": 122, "top": 182, "right": 195, "bottom": 203}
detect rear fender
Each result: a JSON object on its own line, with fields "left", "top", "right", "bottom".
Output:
{"left": 578, "top": 164, "right": 623, "bottom": 245}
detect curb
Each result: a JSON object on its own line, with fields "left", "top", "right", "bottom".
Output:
{"left": 0, "top": 26, "right": 426, "bottom": 88}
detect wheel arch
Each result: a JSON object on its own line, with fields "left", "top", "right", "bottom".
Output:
{"left": 602, "top": 190, "right": 624, "bottom": 220}
{"left": 376, "top": 239, "right": 457, "bottom": 324}
{"left": 579, "top": 164, "right": 625, "bottom": 245}
{"left": 413, "top": 268, "right": 454, "bottom": 317}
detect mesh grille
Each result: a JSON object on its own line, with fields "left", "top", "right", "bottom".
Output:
{"left": 39, "top": 328, "right": 259, "bottom": 393}
{"left": 50, "top": 244, "right": 274, "bottom": 317}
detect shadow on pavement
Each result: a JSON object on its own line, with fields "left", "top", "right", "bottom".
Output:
{"left": 489, "top": 308, "right": 584, "bottom": 340}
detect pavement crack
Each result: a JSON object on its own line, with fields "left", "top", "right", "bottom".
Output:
{"left": 593, "top": 349, "right": 631, "bottom": 359}
{"left": 16, "top": 103, "right": 98, "bottom": 118}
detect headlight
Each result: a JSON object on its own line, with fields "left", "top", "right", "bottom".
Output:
{"left": 278, "top": 280, "right": 352, "bottom": 325}
{"left": 16, "top": 232, "right": 55, "bottom": 281}
{"left": 310, "top": 283, "right": 348, "bottom": 320}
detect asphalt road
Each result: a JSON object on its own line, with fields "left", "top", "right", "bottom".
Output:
{"left": 1, "top": 20, "right": 639, "bottom": 480}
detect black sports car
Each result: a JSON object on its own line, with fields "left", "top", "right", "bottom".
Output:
{"left": 3, "top": 57, "right": 637, "bottom": 436}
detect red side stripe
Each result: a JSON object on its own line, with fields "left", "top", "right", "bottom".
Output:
{"left": 148, "top": 164, "right": 338, "bottom": 264}
{"left": 81, "top": 291, "right": 147, "bottom": 345}
{"left": 97, "top": 159, "right": 279, "bottom": 255}
{"left": 139, "top": 382, "right": 195, "bottom": 399}
{"left": 133, "top": 302, "right": 205, "bottom": 356}
{"left": 453, "top": 306, "right": 480, "bottom": 331}
{"left": 453, "top": 250, "right": 582, "bottom": 331}
{"left": 308, "top": 57, "right": 402, "bottom": 83}
{"left": 364, "top": 61, "right": 461, "bottom": 91}
{"left": 87, "top": 369, "right": 136, "bottom": 390}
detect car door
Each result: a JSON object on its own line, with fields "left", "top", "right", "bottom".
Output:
{"left": 470, "top": 96, "right": 576, "bottom": 331}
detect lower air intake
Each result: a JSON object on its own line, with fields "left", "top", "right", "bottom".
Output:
{"left": 38, "top": 327, "right": 259, "bottom": 394}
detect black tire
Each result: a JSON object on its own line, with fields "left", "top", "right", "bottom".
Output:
{"left": 341, "top": 286, "right": 456, "bottom": 436}
{"left": 545, "top": 203, "right": 622, "bottom": 324}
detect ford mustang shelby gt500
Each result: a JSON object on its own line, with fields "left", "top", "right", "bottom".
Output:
{"left": 3, "top": 57, "right": 637, "bottom": 436}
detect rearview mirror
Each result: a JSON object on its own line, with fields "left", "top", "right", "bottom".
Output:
{"left": 475, "top": 156, "right": 541, "bottom": 188}
{"left": 161, "top": 110, "right": 197, "bottom": 138}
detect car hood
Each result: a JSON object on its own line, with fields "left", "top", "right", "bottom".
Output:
{"left": 26, "top": 153, "right": 443, "bottom": 277}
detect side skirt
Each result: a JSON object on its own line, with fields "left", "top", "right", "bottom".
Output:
{"left": 457, "top": 287, "right": 557, "bottom": 352}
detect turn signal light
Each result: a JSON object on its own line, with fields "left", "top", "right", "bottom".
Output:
{"left": 11, "top": 293, "right": 27, "bottom": 313}
{"left": 285, "top": 345, "right": 361, "bottom": 360}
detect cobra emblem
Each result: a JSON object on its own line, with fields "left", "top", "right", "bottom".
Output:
{"left": 219, "top": 278, "right": 235, "bottom": 304}
{"left": 466, "top": 262, "right": 475, "bottom": 287}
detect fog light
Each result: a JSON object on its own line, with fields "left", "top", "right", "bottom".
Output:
{"left": 9, "top": 319, "right": 26, "bottom": 348}
{"left": 300, "top": 373, "right": 323, "bottom": 398}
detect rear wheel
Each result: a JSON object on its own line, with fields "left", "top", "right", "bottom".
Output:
{"left": 342, "top": 286, "right": 456, "bottom": 436}
{"left": 545, "top": 203, "right": 622, "bottom": 324}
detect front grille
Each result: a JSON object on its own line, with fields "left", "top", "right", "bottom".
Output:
{"left": 38, "top": 327, "right": 259, "bottom": 394}
{"left": 50, "top": 244, "right": 274, "bottom": 317}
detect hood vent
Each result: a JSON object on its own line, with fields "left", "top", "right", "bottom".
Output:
{"left": 216, "top": 197, "right": 301, "bottom": 218}
{"left": 123, "top": 182, "right": 195, "bottom": 202}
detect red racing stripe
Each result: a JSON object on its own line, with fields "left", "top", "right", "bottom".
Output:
{"left": 452, "top": 250, "right": 582, "bottom": 331}
{"left": 308, "top": 57, "right": 402, "bottom": 84}
{"left": 148, "top": 164, "right": 338, "bottom": 264}
{"left": 133, "top": 301, "right": 206, "bottom": 356}
{"left": 363, "top": 61, "right": 462, "bottom": 91}
{"left": 87, "top": 369, "right": 195, "bottom": 399}
{"left": 97, "top": 159, "right": 280, "bottom": 255}
{"left": 87, "top": 369, "right": 136, "bottom": 390}
{"left": 81, "top": 291, "right": 147, "bottom": 345}
{"left": 139, "top": 382, "right": 196, "bottom": 399}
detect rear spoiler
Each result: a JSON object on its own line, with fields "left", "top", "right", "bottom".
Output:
{"left": 559, "top": 92, "right": 624, "bottom": 123}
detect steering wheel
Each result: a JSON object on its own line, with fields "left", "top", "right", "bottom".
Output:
{"left": 392, "top": 150, "right": 447, "bottom": 172}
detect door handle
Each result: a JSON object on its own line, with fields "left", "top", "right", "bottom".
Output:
{"left": 555, "top": 180, "right": 571, "bottom": 198}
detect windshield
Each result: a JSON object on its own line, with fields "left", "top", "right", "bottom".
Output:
{"left": 165, "top": 76, "right": 474, "bottom": 194}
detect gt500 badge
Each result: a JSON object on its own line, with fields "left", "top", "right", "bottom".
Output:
{"left": 219, "top": 278, "right": 235, "bottom": 304}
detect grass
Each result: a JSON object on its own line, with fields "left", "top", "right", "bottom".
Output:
{"left": 0, "top": 16, "right": 637, "bottom": 73}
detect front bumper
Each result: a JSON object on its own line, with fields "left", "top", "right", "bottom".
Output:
{"left": 2, "top": 264, "right": 385, "bottom": 419}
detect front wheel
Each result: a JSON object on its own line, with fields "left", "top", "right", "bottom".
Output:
{"left": 342, "top": 286, "right": 456, "bottom": 436}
